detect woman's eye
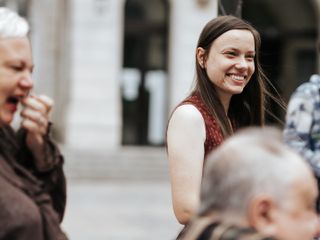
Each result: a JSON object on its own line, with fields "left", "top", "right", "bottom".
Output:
{"left": 225, "top": 52, "right": 236, "bottom": 57}
{"left": 245, "top": 55, "right": 255, "bottom": 62}
{"left": 11, "top": 65, "right": 23, "bottom": 71}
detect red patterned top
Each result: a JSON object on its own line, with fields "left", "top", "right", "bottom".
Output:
{"left": 179, "top": 94, "right": 227, "bottom": 157}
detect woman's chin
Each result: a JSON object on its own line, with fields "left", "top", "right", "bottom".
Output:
{"left": 227, "top": 87, "right": 245, "bottom": 95}
{"left": 0, "top": 114, "right": 14, "bottom": 126}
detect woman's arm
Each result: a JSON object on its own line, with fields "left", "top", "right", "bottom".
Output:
{"left": 167, "top": 105, "right": 206, "bottom": 224}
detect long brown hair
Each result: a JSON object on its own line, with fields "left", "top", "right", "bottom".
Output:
{"left": 193, "top": 15, "right": 284, "bottom": 137}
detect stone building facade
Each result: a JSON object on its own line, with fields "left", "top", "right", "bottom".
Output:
{"left": 3, "top": 0, "right": 218, "bottom": 150}
{"left": 1, "top": 0, "right": 320, "bottom": 151}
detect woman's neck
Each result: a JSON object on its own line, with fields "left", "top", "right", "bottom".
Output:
{"left": 218, "top": 92, "right": 232, "bottom": 115}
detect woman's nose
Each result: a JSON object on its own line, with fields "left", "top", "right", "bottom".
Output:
{"left": 19, "top": 71, "right": 33, "bottom": 89}
{"left": 235, "top": 57, "right": 248, "bottom": 69}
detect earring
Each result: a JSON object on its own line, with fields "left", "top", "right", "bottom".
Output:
{"left": 200, "top": 61, "right": 205, "bottom": 69}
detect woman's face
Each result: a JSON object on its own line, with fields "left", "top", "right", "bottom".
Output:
{"left": 197, "top": 29, "right": 255, "bottom": 101}
{"left": 0, "top": 37, "right": 33, "bottom": 126}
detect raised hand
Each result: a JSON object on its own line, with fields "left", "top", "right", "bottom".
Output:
{"left": 20, "top": 94, "right": 53, "bottom": 166}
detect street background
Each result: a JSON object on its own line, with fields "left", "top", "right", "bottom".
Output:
{"left": 2, "top": 1, "right": 317, "bottom": 239}
{"left": 61, "top": 146, "right": 182, "bottom": 240}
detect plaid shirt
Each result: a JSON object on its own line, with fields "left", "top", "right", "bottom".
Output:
{"left": 284, "top": 74, "right": 320, "bottom": 177}
{"left": 180, "top": 222, "right": 275, "bottom": 240}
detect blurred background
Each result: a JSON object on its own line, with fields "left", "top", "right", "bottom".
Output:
{"left": 1, "top": 0, "right": 319, "bottom": 239}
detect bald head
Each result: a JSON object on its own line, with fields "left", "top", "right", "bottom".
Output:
{"left": 199, "top": 127, "right": 316, "bottom": 218}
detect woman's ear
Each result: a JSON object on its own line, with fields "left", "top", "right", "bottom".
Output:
{"left": 247, "top": 195, "right": 278, "bottom": 237}
{"left": 196, "top": 47, "right": 206, "bottom": 68}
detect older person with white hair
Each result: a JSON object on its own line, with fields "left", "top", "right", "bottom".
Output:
{"left": 180, "top": 127, "right": 320, "bottom": 240}
{"left": 0, "top": 7, "right": 68, "bottom": 240}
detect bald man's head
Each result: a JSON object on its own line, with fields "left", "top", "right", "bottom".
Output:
{"left": 198, "top": 127, "right": 319, "bottom": 240}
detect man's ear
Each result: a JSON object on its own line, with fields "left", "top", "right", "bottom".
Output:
{"left": 247, "top": 195, "right": 278, "bottom": 236}
{"left": 196, "top": 47, "right": 206, "bottom": 68}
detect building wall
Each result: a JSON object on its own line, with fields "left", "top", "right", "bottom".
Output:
{"left": 29, "top": 0, "right": 69, "bottom": 141}
{"left": 4, "top": 0, "right": 320, "bottom": 150}
{"left": 168, "top": 0, "right": 217, "bottom": 111}
{"left": 65, "top": 0, "right": 124, "bottom": 150}
{"left": 26, "top": 0, "right": 217, "bottom": 150}
{"left": 63, "top": 0, "right": 217, "bottom": 150}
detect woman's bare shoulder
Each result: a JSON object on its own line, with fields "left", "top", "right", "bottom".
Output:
{"left": 168, "top": 104, "right": 205, "bottom": 137}
{"left": 170, "top": 104, "right": 203, "bottom": 123}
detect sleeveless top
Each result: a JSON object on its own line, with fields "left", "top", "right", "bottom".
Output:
{"left": 179, "top": 94, "right": 228, "bottom": 157}
{"left": 174, "top": 94, "right": 236, "bottom": 240}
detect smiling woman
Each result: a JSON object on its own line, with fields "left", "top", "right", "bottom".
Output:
{"left": 196, "top": 29, "right": 256, "bottom": 111}
{"left": 166, "top": 15, "right": 285, "bottom": 238}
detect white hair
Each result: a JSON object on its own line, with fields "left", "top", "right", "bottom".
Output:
{"left": 198, "top": 127, "right": 312, "bottom": 218}
{"left": 0, "top": 7, "right": 29, "bottom": 38}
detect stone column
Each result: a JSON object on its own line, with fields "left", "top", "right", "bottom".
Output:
{"left": 65, "top": 0, "right": 124, "bottom": 150}
{"left": 168, "top": 0, "right": 218, "bottom": 111}
{"left": 28, "top": 0, "right": 69, "bottom": 141}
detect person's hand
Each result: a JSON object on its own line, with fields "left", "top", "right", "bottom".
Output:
{"left": 20, "top": 94, "right": 53, "bottom": 166}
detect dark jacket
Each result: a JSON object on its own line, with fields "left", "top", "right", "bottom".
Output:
{"left": 0, "top": 125, "right": 68, "bottom": 240}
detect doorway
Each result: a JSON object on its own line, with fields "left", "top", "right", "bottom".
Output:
{"left": 242, "top": 0, "right": 317, "bottom": 123}
{"left": 220, "top": 0, "right": 318, "bottom": 124}
{"left": 122, "top": 0, "right": 169, "bottom": 145}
